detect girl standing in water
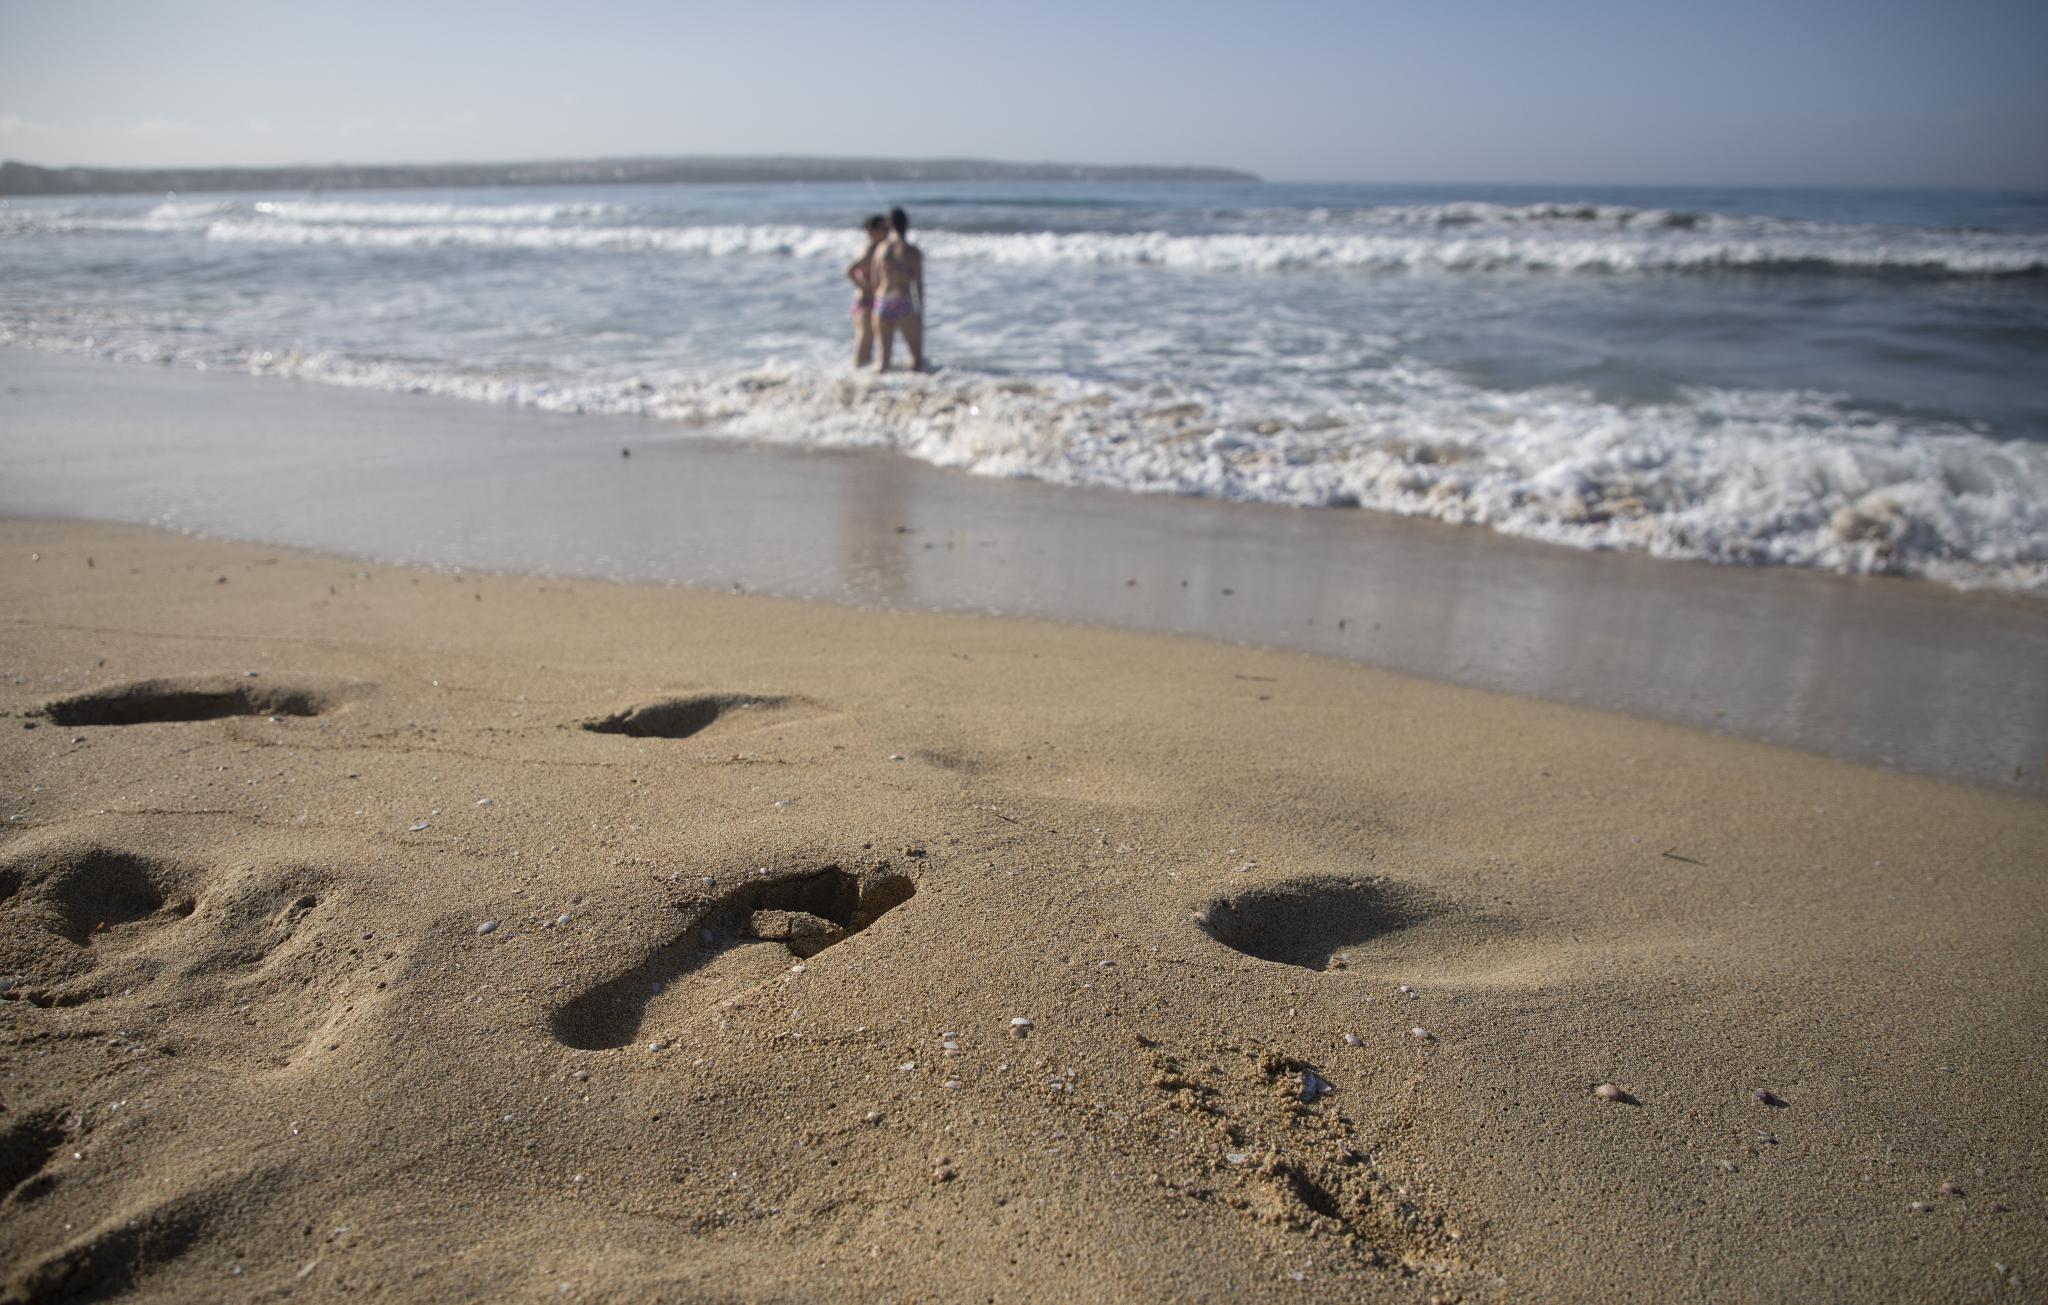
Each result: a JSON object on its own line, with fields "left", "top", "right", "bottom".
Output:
{"left": 847, "top": 213, "right": 888, "bottom": 367}
{"left": 870, "top": 207, "right": 925, "bottom": 372}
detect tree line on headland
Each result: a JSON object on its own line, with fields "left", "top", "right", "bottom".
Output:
{"left": 0, "top": 155, "right": 1258, "bottom": 197}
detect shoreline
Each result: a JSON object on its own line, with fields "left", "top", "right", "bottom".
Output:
{"left": 2, "top": 520, "right": 2042, "bottom": 1300}
{"left": 4, "top": 348, "right": 2045, "bottom": 794}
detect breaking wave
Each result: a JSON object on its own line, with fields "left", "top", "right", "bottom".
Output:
{"left": 189, "top": 214, "right": 2047, "bottom": 277}
{"left": 15, "top": 197, "right": 2038, "bottom": 278}
{"left": 7, "top": 319, "right": 2042, "bottom": 592}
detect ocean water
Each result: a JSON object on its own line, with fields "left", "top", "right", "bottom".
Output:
{"left": 4, "top": 179, "right": 2046, "bottom": 592}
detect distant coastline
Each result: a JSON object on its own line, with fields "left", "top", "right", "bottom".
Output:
{"left": 0, "top": 155, "right": 1259, "bottom": 197}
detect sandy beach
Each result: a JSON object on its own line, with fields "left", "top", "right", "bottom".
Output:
{"left": 2, "top": 518, "right": 2042, "bottom": 1301}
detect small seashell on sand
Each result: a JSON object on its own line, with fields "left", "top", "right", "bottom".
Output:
{"left": 1938, "top": 1180, "right": 1962, "bottom": 1197}
{"left": 1753, "top": 1088, "right": 1786, "bottom": 1107}
{"left": 899, "top": 1061, "right": 917, "bottom": 1072}
{"left": 475, "top": 797, "right": 494, "bottom": 807}
{"left": 648, "top": 1040, "right": 665, "bottom": 1052}
{"left": 1010, "top": 1017, "right": 1034, "bottom": 1039}
{"left": 1410, "top": 1026, "right": 1431, "bottom": 1040}
{"left": 1908, "top": 1200, "right": 1933, "bottom": 1214}
{"left": 1343, "top": 1032, "right": 1362, "bottom": 1047}
{"left": 863, "top": 1110, "right": 883, "bottom": 1124}
{"left": 476, "top": 921, "right": 498, "bottom": 935}
{"left": 1593, "top": 1083, "right": 1626, "bottom": 1101}
{"left": 1300, "top": 1071, "right": 1334, "bottom": 1103}
{"left": 1398, "top": 984, "right": 1414, "bottom": 995}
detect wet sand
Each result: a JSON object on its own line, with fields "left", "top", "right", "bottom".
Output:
{"left": 4, "top": 350, "right": 2045, "bottom": 793}
{"left": 1, "top": 520, "right": 2042, "bottom": 1301}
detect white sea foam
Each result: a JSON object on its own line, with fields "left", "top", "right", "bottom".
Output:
{"left": 245, "top": 199, "right": 622, "bottom": 224}
{"left": 186, "top": 212, "right": 2048, "bottom": 277}
{"left": 13, "top": 197, "right": 2042, "bottom": 277}
{"left": 9, "top": 198, "right": 624, "bottom": 237}
{"left": 200, "top": 217, "right": 856, "bottom": 258}
{"left": 6, "top": 321, "right": 2040, "bottom": 592}
{"left": 1256, "top": 200, "right": 1718, "bottom": 231}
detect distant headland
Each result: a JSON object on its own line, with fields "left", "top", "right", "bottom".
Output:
{"left": 0, "top": 155, "right": 1259, "bottom": 197}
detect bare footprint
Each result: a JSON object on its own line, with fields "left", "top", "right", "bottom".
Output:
{"left": 0, "top": 846, "right": 195, "bottom": 1004}
{"left": 0, "top": 1109, "right": 71, "bottom": 1210}
{"left": 1197, "top": 876, "right": 1525, "bottom": 976}
{"left": 33, "top": 849, "right": 189, "bottom": 948}
{"left": 550, "top": 864, "right": 916, "bottom": 1051}
{"left": 580, "top": 693, "right": 808, "bottom": 741}
{"left": 1198, "top": 877, "right": 1442, "bottom": 972}
{"left": 0, "top": 840, "right": 386, "bottom": 1070}
{"left": 40, "top": 675, "right": 364, "bottom": 727}
{"left": 2, "top": 1169, "right": 260, "bottom": 1302}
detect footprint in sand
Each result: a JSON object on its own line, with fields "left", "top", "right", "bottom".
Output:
{"left": 549, "top": 864, "right": 916, "bottom": 1051}
{"left": 0, "top": 1108, "right": 73, "bottom": 1211}
{"left": 2, "top": 1168, "right": 262, "bottom": 1302}
{"left": 1197, "top": 875, "right": 1519, "bottom": 974}
{"left": 0, "top": 846, "right": 197, "bottom": 1005}
{"left": 39, "top": 675, "right": 366, "bottom": 727}
{"left": 580, "top": 693, "right": 811, "bottom": 741}
{"left": 0, "top": 839, "right": 391, "bottom": 1070}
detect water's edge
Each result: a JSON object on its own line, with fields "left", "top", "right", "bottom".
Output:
{"left": 4, "top": 350, "right": 2044, "bottom": 794}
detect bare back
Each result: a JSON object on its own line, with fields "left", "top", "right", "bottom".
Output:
{"left": 874, "top": 237, "right": 922, "bottom": 301}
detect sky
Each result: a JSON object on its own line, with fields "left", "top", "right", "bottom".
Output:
{"left": 2, "top": 0, "right": 2044, "bottom": 188}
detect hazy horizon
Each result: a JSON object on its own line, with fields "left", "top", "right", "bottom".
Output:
{"left": 3, "top": 0, "right": 2045, "bottom": 189}
{"left": 11, "top": 151, "right": 2048, "bottom": 196}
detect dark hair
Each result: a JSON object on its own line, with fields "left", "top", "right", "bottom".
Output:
{"left": 863, "top": 212, "right": 887, "bottom": 232}
{"left": 889, "top": 207, "right": 909, "bottom": 235}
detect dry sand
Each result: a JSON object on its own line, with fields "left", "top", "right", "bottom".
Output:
{"left": 1, "top": 519, "right": 2042, "bottom": 1302}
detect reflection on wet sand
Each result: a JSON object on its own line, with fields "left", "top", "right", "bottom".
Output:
{"left": 4, "top": 350, "right": 2043, "bottom": 793}
{"left": 836, "top": 448, "right": 912, "bottom": 607}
